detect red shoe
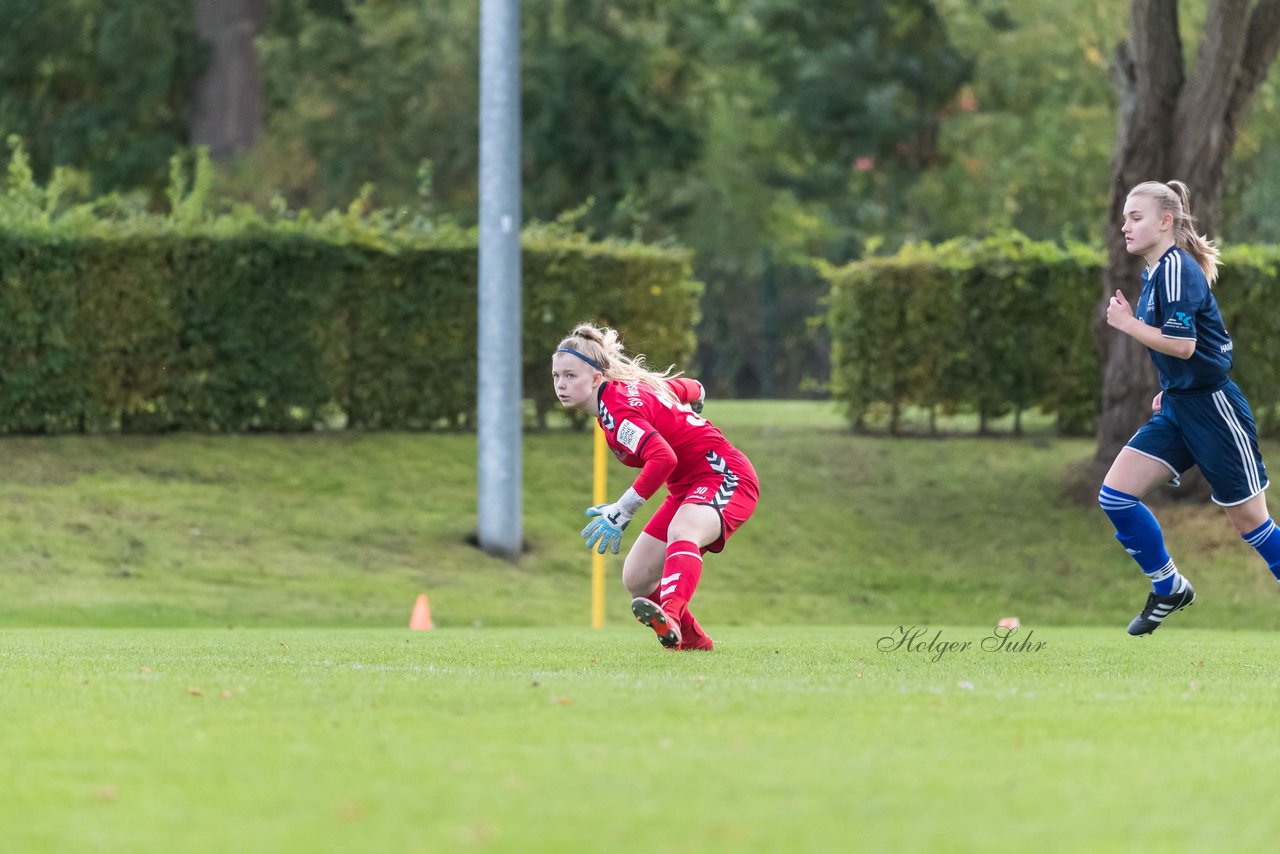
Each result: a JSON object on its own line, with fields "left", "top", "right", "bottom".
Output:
{"left": 678, "top": 634, "right": 714, "bottom": 652}
{"left": 631, "top": 597, "right": 682, "bottom": 649}
{"left": 677, "top": 610, "right": 713, "bottom": 651}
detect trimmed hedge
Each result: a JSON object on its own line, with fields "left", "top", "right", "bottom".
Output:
{"left": 828, "top": 232, "right": 1280, "bottom": 436}
{"left": 0, "top": 226, "right": 699, "bottom": 433}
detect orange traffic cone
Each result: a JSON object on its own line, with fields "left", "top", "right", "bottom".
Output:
{"left": 409, "top": 593, "right": 434, "bottom": 631}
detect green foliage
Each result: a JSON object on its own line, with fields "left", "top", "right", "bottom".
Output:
{"left": 679, "top": 1, "right": 972, "bottom": 397}
{"left": 828, "top": 232, "right": 1101, "bottom": 434}
{"left": 922, "top": 0, "right": 1280, "bottom": 245}
{"left": 249, "top": 0, "right": 724, "bottom": 230}
{"left": 910, "top": 1, "right": 1120, "bottom": 242}
{"left": 1211, "top": 243, "right": 1280, "bottom": 436}
{"left": 0, "top": 146, "right": 699, "bottom": 434}
{"left": 166, "top": 147, "right": 217, "bottom": 226}
{"left": 747, "top": 0, "right": 972, "bottom": 198}
{"left": 0, "top": 231, "right": 697, "bottom": 434}
{"left": 14, "top": 0, "right": 1280, "bottom": 402}
{"left": 0, "top": 0, "right": 978, "bottom": 399}
{"left": 521, "top": 0, "right": 720, "bottom": 236}
{"left": 0, "top": 0, "right": 204, "bottom": 195}
{"left": 241, "top": 1, "right": 974, "bottom": 399}
{"left": 829, "top": 234, "right": 1280, "bottom": 435}
{"left": 244, "top": 0, "right": 478, "bottom": 214}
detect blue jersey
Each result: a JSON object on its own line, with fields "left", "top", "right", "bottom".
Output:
{"left": 1135, "top": 246, "right": 1233, "bottom": 393}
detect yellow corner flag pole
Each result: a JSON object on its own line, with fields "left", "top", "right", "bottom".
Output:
{"left": 591, "top": 421, "right": 607, "bottom": 628}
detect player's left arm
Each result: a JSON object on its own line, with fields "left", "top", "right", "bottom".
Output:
{"left": 666, "top": 377, "right": 706, "bottom": 414}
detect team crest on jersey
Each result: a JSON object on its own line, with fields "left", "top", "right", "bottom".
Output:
{"left": 616, "top": 418, "right": 644, "bottom": 453}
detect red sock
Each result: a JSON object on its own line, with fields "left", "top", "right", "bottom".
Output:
{"left": 659, "top": 540, "right": 703, "bottom": 623}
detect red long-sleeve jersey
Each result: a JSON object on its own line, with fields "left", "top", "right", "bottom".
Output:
{"left": 596, "top": 377, "right": 723, "bottom": 499}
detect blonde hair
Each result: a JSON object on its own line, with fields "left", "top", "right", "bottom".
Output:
{"left": 554, "top": 322, "right": 680, "bottom": 403}
{"left": 1128, "top": 180, "right": 1220, "bottom": 284}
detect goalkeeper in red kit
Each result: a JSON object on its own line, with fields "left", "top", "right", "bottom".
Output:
{"left": 552, "top": 322, "right": 760, "bottom": 651}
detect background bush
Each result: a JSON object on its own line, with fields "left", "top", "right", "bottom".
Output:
{"left": 828, "top": 232, "right": 1280, "bottom": 436}
{"left": 0, "top": 148, "right": 700, "bottom": 434}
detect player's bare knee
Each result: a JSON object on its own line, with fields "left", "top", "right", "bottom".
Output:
{"left": 1223, "top": 493, "right": 1270, "bottom": 535}
{"left": 1227, "top": 507, "right": 1268, "bottom": 535}
{"left": 621, "top": 574, "right": 646, "bottom": 598}
{"left": 621, "top": 562, "right": 658, "bottom": 597}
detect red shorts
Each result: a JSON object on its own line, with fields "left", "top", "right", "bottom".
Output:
{"left": 642, "top": 443, "right": 759, "bottom": 553}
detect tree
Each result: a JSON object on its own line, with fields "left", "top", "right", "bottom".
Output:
{"left": 0, "top": 0, "right": 204, "bottom": 194}
{"left": 742, "top": 0, "right": 971, "bottom": 236}
{"left": 691, "top": 0, "right": 971, "bottom": 396}
{"left": 1095, "top": 0, "right": 1280, "bottom": 470}
{"left": 191, "top": 0, "right": 267, "bottom": 159}
{"left": 520, "top": 0, "right": 729, "bottom": 235}
{"left": 909, "top": 1, "right": 1122, "bottom": 243}
{"left": 243, "top": 0, "right": 479, "bottom": 212}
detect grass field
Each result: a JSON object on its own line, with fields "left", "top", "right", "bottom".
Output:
{"left": 4, "top": 401, "right": 1280, "bottom": 851}
{"left": 2, "top": 401, "right": 1278, "bottom": 631}
{"left": 4, "top": 625, "right": 1278, "bottom": 852}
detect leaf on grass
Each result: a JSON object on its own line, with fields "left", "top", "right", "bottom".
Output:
{"left": 186, "top": 686, "right": 204, "bottom": 697}
{"left": 138, "top": 666, "right": 152, "bottom": 674}
{"left": 550, "top": 696, "right": 573, "bottom": 705}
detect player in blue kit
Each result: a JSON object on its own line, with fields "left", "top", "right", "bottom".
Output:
{"left": 1101, "top": 180, "right": 1280, "bottom": 635}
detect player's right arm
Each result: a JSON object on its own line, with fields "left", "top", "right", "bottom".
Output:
{"left": 1106, "top": 289, "right": 1196, "bottom": 359}
{"left": 581, "top": 398, "right": 678, "bottom": 554}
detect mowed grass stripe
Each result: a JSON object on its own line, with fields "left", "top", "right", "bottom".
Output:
{"left": 2, "top": 626, "right": 1278, "bottom": 852}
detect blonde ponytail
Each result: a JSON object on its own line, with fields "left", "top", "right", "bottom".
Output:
{"left": 554, "top": 322, "right": 680, "bottom": 403}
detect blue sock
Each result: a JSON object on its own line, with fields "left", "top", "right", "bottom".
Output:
{"left": 1099, "top": 485, "right": 1185, "bottom": 594}
{"left": 1242, "top": 518, "right": 1280, "bottom": 581}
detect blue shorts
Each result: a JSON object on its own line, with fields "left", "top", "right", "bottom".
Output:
{"left": 1127, "top": 380, "right": 1269, "bottom": 506}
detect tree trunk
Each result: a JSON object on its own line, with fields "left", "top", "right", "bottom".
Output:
{"left": 1093, "top": 2, "right": 1179, "bottom": 466}
{"left": 1093, "top": 0, "right": 1280, "bottom": 479}
{"left": 190, "top": 0, "right": 267, "bottom": 158}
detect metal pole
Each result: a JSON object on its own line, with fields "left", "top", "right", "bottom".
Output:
{"left": 477, "top": 0, "right": 522, "bottom": 558}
